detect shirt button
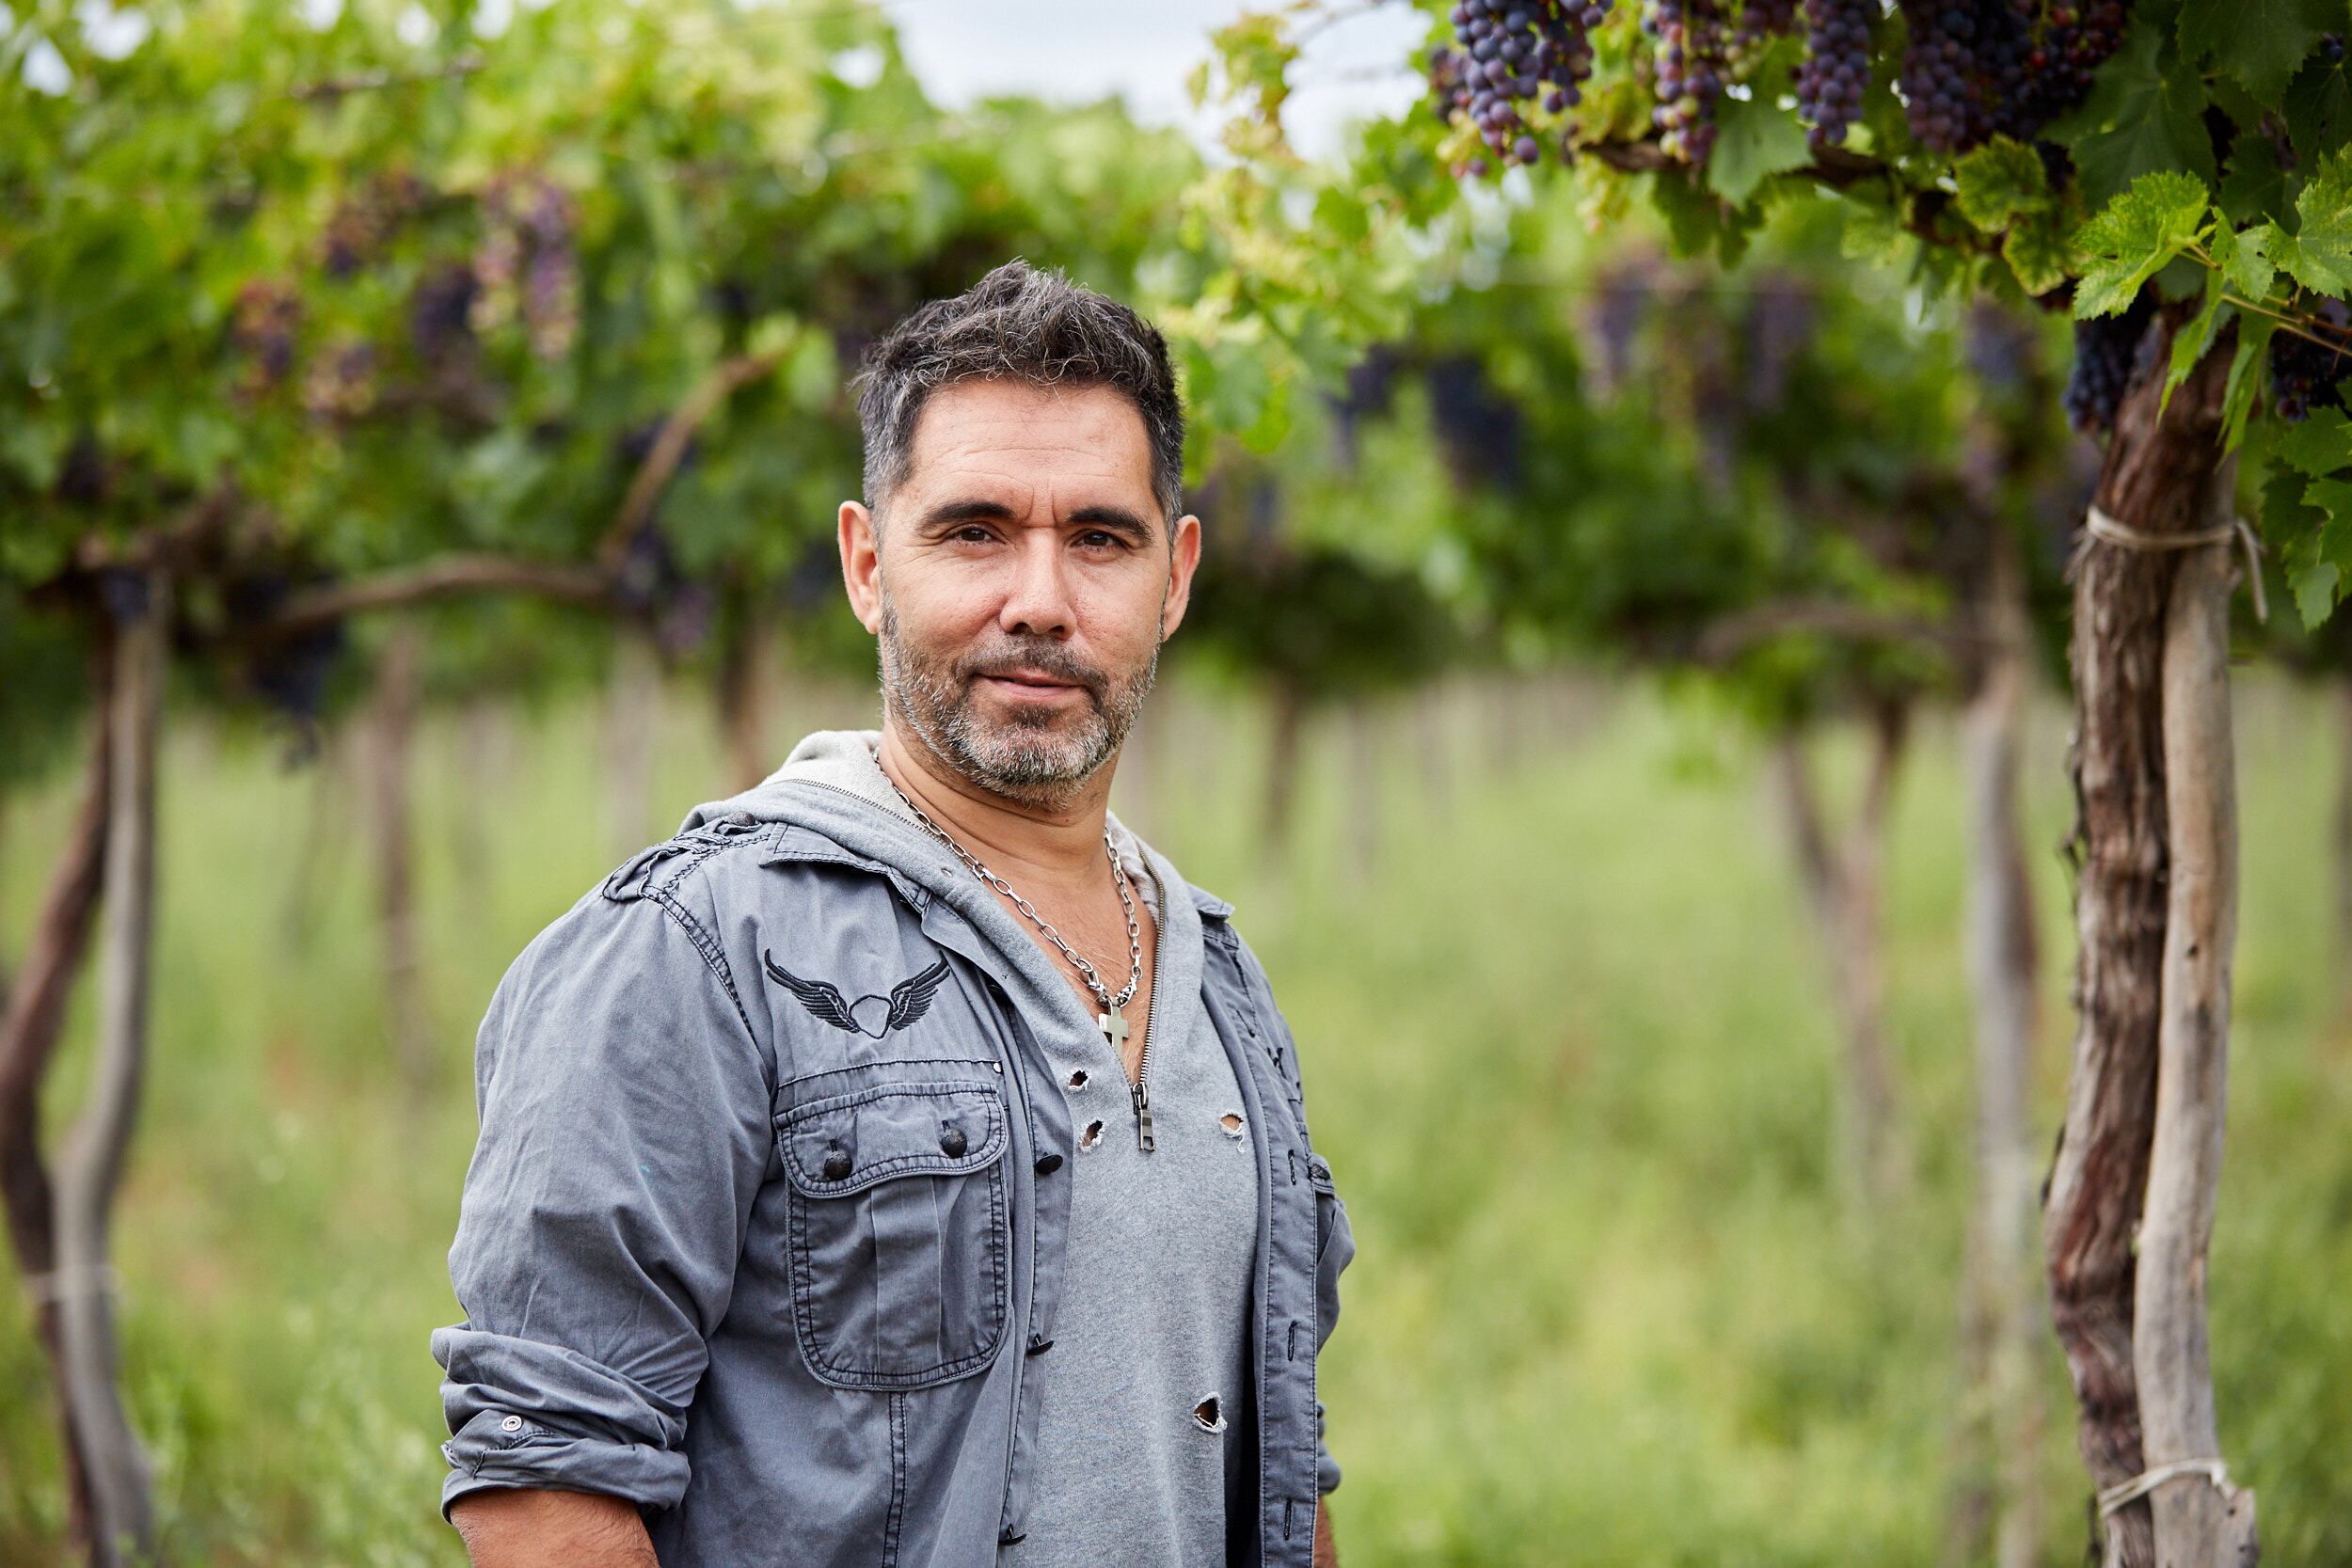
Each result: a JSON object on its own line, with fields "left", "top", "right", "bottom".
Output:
{"left": 938, "top": 1125, "right": 968, "bottom": 1157}
{"left": 724, "top": 810, "right": 756, "bottom": 827}
{"left": 821, "top": 1148, "right": 852, "bottom": 1181}
{"left": 1034, "top": 1153, "right": 1064, "bottom": 1176}
{"left": 500, "top": 1415, "right": 523, "bottom": 1433}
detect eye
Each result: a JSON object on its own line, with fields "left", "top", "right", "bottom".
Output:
{"left": 954, "top": 525, "right": 994, "bottom": 544}
{"left": 1076, "top": 530, "right": 1124, "bottom": 550}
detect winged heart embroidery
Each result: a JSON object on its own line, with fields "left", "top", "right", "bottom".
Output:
{"left": 763, "top": 951, "right": 953, "bottom": 1038}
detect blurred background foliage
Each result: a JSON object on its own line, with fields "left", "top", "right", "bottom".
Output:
{"left": 3, "top": 0, "right": 2350, "bottom": 1563}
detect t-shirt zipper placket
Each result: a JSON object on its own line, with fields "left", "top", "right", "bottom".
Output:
{"left": 1130, "top": 847, "right": 1166, "bottom": 1152}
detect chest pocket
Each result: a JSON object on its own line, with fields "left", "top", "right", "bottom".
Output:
{"left": 777, "top": 1076, "right": 1012, "bottom": 1389}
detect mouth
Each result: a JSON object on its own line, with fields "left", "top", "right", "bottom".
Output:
{"left": 977, "top": 669, "right": 1088, "bottom": 702}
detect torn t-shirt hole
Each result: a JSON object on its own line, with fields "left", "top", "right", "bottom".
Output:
{"left": 1068, "top": 1069, "right": 1089, "bottom": 1091}
{"left": 1079, "top": 1119, "right": 1105, "bottom": 1150}
{"left": 1218, "top": 1112, "right": 1245, "bottom": 1137}
{"left": 1192, "top": 1395, "right": 1226, "bottom": 1434}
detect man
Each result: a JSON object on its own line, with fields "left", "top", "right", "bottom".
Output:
{"left": 431, "top": 260, "right": 1353, "bottom": 1568}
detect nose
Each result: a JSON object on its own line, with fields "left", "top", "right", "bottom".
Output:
{"left": 997, "top": 527, "right": 1073, "bottom": 640}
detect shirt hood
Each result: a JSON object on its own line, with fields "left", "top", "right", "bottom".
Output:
{"left": 674, "top": 727, "right": 1233, "bottom": 927}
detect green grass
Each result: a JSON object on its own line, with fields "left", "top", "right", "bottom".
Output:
{"left": 2, "top": 672, "right": 2347, "bottom": 1565}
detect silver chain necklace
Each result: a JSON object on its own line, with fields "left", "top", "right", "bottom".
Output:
{"left": 880, "top": 768, "right": 1144, "bottom": 1057}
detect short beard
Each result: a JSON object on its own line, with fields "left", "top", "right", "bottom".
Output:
{"left": 878, "top": 589, "right": 1159, "bottom": 809}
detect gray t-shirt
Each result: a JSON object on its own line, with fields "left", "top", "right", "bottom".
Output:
{"left": 817, "top": 737, "right": 1261, "bottom": 1565}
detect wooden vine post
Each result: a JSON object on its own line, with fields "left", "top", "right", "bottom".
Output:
{"left": 2043, "top": 316, "right": 2255, "bottom": 1567}
{"left": 50, "top": 571, "right": 168, "bottom": 1565}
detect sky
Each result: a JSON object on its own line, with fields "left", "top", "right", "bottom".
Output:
{"left": 883, "top": 0, "right": 1431, "bottom": 161}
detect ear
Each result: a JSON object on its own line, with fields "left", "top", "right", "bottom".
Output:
{"left": 840, "top": 499, "right": 883, "bottom": 634}
{"left": 1156, "top": 512, "right": 1203, "bottom": 641}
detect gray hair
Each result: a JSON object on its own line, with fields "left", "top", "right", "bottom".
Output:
{"left": 852, "top": 259, "right": 1185, "bottom": 531}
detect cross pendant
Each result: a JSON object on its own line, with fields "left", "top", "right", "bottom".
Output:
{"left": 1097, "top": 1009, "right": 1128, "bottom": 1053}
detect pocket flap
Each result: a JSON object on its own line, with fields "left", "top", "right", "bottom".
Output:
{"left": 778, "top": 1081, "right": 1007, "bottom": 1195}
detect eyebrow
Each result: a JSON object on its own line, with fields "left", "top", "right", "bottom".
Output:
{"left": 915, "top": 498, "right": 1158, "bottom": 544}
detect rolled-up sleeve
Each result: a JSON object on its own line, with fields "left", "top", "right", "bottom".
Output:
{"left": 1313, "top": 1180, "right": 1354, "bottom": 1497}
{"left": 431, "top": 872, "right": 771, "bottom": 1518}
{"left": 1240, "top": 927, "right": 1356, "bottom": 1500}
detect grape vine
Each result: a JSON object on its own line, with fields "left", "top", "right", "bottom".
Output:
{"left": 1794, "top": 0, "right": 1872, "bottom": 149}
{"left": 2267, "top": 300, "right": 2352, "bottom": 423}
{"left": 2060, "top": 286, "right": 2155, "bottom": 436}
{"left": 1645, "top": 0, "right": 1729, "bottom": 165}
{"left": 1430, "top": 0, "right": 1614, "bottom": 174}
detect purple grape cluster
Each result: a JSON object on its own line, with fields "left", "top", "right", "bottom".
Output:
{"left": 1431, "top": 0, "right": 1613, "bottom": 174}
{"left": 1427, "top": 354, "right": 1526, "bottom": 489}
{"left": 1732, "top": 0, "right": 1800, "bottom": 61}
{"left": 1897, "top": 0, "right": 1994, "bottom": 151}
{"left": 230, "top": 279, "right": 303, "bottom": 402}
{"left": 1330, "top": 343, "right": 1406, "bottom": 469}
{"left": 1583, "top": 268, "right": 1648, "bottom": 397}
{"left": 2268, "top": 301, "right": 2352, "bottom": 422}
{"left": 1898, "top": 0, "right": 2133, "bottom": 154}
{"left": 2061, "top": 288, "right": 2155, "bottom": 436}
{"left": 409, "top": 262, "right": 479, "bottom": 368}
{"left": 301, "top": 339, "right": 378, "bottom": 425}
{"left": 223, "top": 566, "right": 348, "bottom": 727}
{"left": 471, "top": 171, "right": 580, "bottom": 361}
{"left": 1962, "top": 300, "right": 2039, "bottom": 397}
{"left": 320, "top": 170, "right": 432, "bottom": 278}
{"left": 1645, "top": 0, "right": 1729, "bottom": 164}
{"left": 1741, "top": 276, "right": 1815, "bottom": 412}
{"left": 2003, "top": 0, "right": 2133, "bottom": 137}
{"left": 1795, "top": 0, "right": 1872, "bottom": 149}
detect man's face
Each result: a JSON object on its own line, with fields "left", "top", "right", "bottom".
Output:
{"left": 838, "top": 378, "right": 1201, "bottom": 807}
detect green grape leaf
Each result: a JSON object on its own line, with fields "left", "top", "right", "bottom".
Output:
{"left": 2285, "top": 43, "right": 2352, "bottom": 156}
{"left": 1954, "top": 137, "right": 2052, "bottom": 231}
{"left": 2209, "top": 221, "right": 2276, "bottom": 300}
{"left": 2049, "top": 20, "right": 2217, "bottom": 212}
{"left": 1651, "top": 168, "right": 1761, "bottom": 267}
{"left": 2265, "top": 458, "right": 2338, "bottom": 625}
{"left": 1707, "top": 70, "right": 1811, "bottom": 206}
{"left": 2273, "top": 404, "right": 2352, "bottom": 478}
{"left": 1840, "top": 197, "right": 1909, "bottom": 266}
{"left": 2181, "top": 0, "right": 2331, "bottom": 101}
{"left": 2003, "top": 217, "right": 2072, "bottom": 295}
{"left": 2297, "top": 477, "right": 2352, "bottom": 626}
{"left": 2265, "top": 148, "right": 2352, "bottom": 293}
{"left": 2217, "top": 134, "right": 2291, "bottom": 231}
{"left": 2072, "top": 170, "right": 2212, "bottom": 318}
{"left": 2162, "top": 273, "right": 2231, "bottom": 412}
{"left": 2223, "top": 312, "right": 2280, "bottom": 451}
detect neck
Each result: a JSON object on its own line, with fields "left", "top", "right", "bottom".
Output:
{"left": 876, "top": 715, "right": 1116, "bottom": 887}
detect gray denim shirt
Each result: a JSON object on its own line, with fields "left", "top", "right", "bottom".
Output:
{"left": 431, "top": 741, "right": 1354, "bottom": 1567}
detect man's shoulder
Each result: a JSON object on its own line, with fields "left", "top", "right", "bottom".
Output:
{"left": 598, "top": 809, "right": 777, "bottom": 908}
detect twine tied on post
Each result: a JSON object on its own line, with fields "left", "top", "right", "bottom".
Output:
{"left": 2085, "top": 503, "right": 2268, "bottom": 624}
{"left": 2095, "top": 1456, "right": 2233, "bottom": 1517}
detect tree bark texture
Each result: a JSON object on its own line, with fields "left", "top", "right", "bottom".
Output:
{"left": 0, "top": 639, "right": 114, "bottom": 1547}
{"left": 2042, "top": 318, "right": 2234, "bottom": 1568}
{"left": 2131, "top": 525, "right": 2257, "bottom": 1562}
{"left": 53, "top": 571, "right": 167, "bottom": 1564}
